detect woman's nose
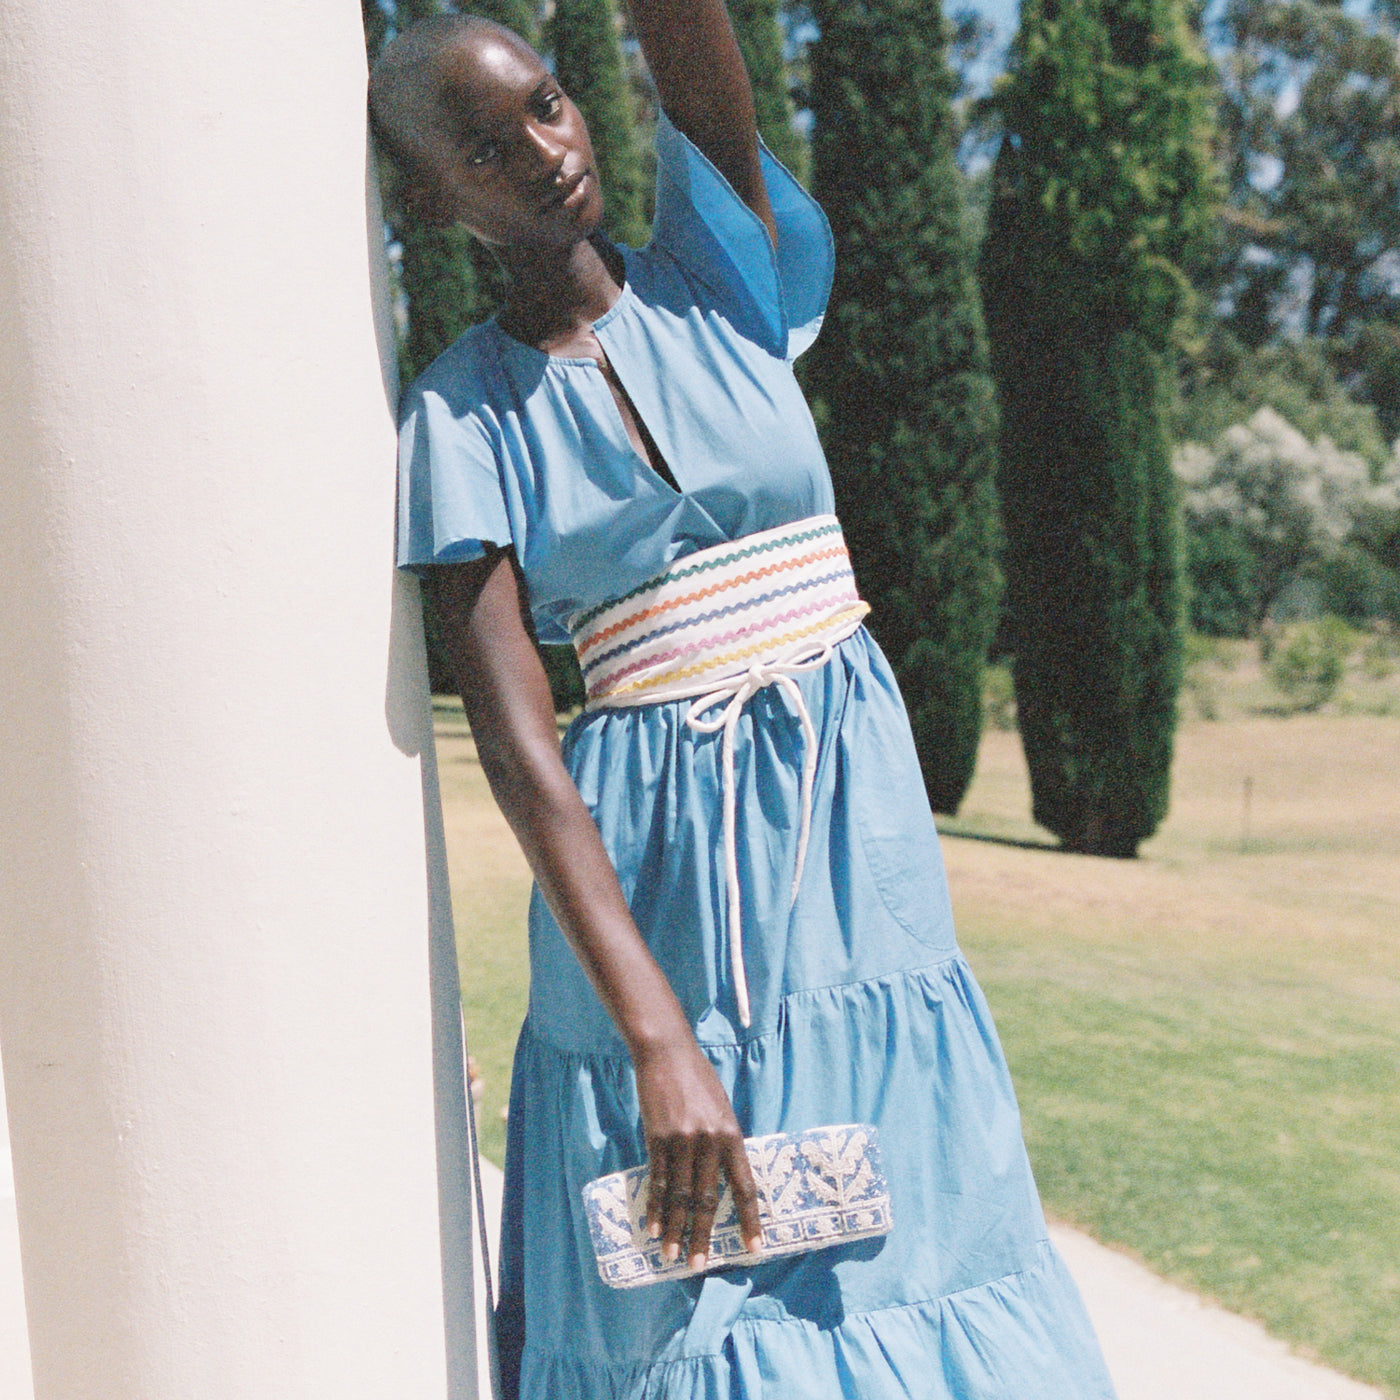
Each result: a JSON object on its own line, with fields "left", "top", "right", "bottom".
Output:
{"left": 518, "top": 119, "right": 566, "bottom": 173}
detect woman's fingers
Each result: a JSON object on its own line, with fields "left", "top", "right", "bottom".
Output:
{"left": 644, "top": 1139, "right": 671, "bottom": 1242}
{"left": 634, "top": 1042, "right": 763, "bottom": 1268}
{"left": 682, "top": 1136, "right": 723, "bottom": 1269}
{"left": 658, "top": 1134, "right": 699, "bottom": 1264}
{"left": 724, "top": 1134, "right": 764, "bottom": 1256}
{"left": 644, "top": 1134, "right": 690, "bottom": 1256}
{"left": 646, "top": 1130, "right": 763, "bottom": 1269}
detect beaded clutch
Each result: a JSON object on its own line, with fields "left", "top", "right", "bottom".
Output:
{"left": 582, "top": 1123, "right": 893, "bottom": 1289}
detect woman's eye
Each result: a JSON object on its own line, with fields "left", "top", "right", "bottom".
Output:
{"left": 467, "top": 139, "right": 499, "bottom": 167}
{"left": 536, "top": 90, "right": 563, "bottom": 120}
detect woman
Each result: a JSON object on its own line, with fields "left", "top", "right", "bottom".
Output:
{"left": 370, "top": 5, "right": 1118, "bottom": 1396}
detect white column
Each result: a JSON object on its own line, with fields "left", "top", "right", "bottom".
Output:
{"left": 0, "top": 3, "right": 478, "bottom": 1397}
{"left": 1, "top": 1059, "right": 35, "bottom": 1400}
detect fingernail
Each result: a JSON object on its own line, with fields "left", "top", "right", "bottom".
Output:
{"left": 661, "top": 1241, "right": 680, "bottom": 1263}
{"left": 648, "top": 1221, "right": 662, "bottom": 1239}
{"left": 746, "top": 1234, "right": 764, "bottom": 1254}
{"left": 689, "top": 1252, "right": 707, "bottom": 1271}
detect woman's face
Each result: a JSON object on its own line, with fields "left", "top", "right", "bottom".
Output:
{"left": 417, "top": 29, "right": 605, "bottom": 249}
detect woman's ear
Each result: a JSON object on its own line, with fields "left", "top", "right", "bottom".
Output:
{"left": 371, "top": 144, "right": 454, "bottom": 230}
{"left": 403, "top": 176, "right": 456, "bottom": 230}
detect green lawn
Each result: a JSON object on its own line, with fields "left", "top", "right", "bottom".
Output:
{"left": 943, "top": 713, "right": 1400, "bottom": 1395}
{"left": 436, "top": 691, "right": 1400, "bottom": 1395}
{"left": 432, "top": 697, "right": 533, "bottom": 1170}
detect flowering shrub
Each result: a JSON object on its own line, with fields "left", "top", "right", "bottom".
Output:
{"left": 1175, "top": 408, "right": 1400, "bottom": 631}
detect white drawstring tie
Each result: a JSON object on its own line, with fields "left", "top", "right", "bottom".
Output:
{"left": 624, "top": 620, "right": 864, "bottom": 1028}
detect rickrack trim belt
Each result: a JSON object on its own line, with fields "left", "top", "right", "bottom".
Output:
{"left": 569, "top": 515, "right": 870, "bottom": 1028}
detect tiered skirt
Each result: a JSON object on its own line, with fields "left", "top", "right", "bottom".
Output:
{"left": 495, "top": 629, "right": 1117, "bottom": 1399}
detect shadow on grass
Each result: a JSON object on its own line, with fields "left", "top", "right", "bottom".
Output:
{"left": 937, "top": 826, "right": 1062, "bottom": 853}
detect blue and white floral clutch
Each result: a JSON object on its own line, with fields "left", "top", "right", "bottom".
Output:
{"left": 582, "top": 1123, "right": 893, "bottom": 1289}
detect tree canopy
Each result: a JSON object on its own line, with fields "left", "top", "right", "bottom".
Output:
{"left": 1213, "top": 0, "right": 1400, "bottom": 436}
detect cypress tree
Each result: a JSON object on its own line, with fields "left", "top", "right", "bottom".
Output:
{"left": 362, "top": 0, "right": 390, "bottom": 60}
{"left": 395, "top": 221, "right": 482, "bottom": 386}
{"left": 727, "top": 0, "right": 806, "bottom": 179}
{"left": 979, "top": 0, "right": 1217, "bottom": 855}
{"left": 805, "top": 0, "right": 1002, "bottom": 815}
{"left": 548, "top": 0, "right": 649, "bottom": 247}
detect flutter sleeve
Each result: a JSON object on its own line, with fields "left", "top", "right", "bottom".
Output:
{"left": 649, "top": 109, "right": 834, "bottom": 360}
{"left": 395, "top": 370, "right": 512, "bottom": 574}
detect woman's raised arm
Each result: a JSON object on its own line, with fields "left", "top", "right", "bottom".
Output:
{"left": 621, "top": 0, "right": 777, "bottom": 242}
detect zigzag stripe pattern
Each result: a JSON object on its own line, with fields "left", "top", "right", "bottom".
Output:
{"left": 569, "top": 518, "right": 845, "bottom": 633}
{"left": 594, "top": 603, "right": 870, "bottom": 703}
{"left": 569, "top": 515, "right": 870, "bottom": 709}
{"left": 579, "top": 566, "right": 857, "bottom": 679}
{"left": 575, "top": 544, "right": 851, "bottom": 660}
{"left": 588, "top": 591, "right": 861, "bottom": 696}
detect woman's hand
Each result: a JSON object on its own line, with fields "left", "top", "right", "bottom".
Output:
{"left": 426, "top": 551, "right": 764, "bottom": 1268}
{"left": 635, "top": 1032, "right": 763, "bottom": 1269}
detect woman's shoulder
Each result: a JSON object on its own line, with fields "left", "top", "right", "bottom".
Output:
{"left": 400, "top": 321, "right": 507, "bottom": 423}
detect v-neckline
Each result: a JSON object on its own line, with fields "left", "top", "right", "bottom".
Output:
{"left": 490, "top": 282, "right": 684, "bottom": 497}
{"left": 592, "top": 345, "right": 683, "bottom": 497}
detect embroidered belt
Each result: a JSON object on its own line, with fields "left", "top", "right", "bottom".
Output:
{"left": 569, "top": 515, "right": 870, "bottom": 1028}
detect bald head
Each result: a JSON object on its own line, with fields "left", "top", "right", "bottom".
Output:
{"left": 368, "top": 16, "right": 603, "bottom": 245}
{"left": 368, "top": 15, "right": 535, "bottom": 185}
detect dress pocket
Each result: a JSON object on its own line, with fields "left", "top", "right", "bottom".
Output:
{"left": 847, "top": 686, "right": 958, "bottom": 953}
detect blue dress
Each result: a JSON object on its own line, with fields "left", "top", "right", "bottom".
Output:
{"left": 398, "top": 113, "right": 1117, "bottom": 1400}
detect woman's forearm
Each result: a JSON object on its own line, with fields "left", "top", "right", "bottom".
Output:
{"left": 476, "top": 715, "right": 696, "bottom": 1056}
{"left": 622, "top": 0, "right": 754, "bottom": 138}
{"left": 619, "top": 0, "right": 775, "bottom": 239}
{"left": 427, "top": 551, "right": 764, "bottom": 1261}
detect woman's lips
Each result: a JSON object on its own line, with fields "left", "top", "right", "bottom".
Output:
{"left": 562, "top": 171, "right": 590, "bottom": 210}
{"left": 543, "top": 170, "right": 588, "bottom": 213}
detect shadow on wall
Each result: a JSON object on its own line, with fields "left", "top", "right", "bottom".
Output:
{"left": 1, "top": 1060, "right": 36, "bottom": 1400}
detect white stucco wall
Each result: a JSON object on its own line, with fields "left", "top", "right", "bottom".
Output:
{"left": 0, "top": 2, "right": 478, "bottom": 1396}
{"left": 2, "top": 1062, "right": 35, "bottom": 1400}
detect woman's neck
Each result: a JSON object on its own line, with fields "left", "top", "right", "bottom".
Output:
{"left": 496, "top": 233, "right": 625, "bottom": 354}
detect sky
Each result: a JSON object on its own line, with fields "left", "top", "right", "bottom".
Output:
{"left": 963, "top": 0, "right": 1020, "bottom": 45}
{"left": 953, "top": 0, "right": 1021, "bottom": 96}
